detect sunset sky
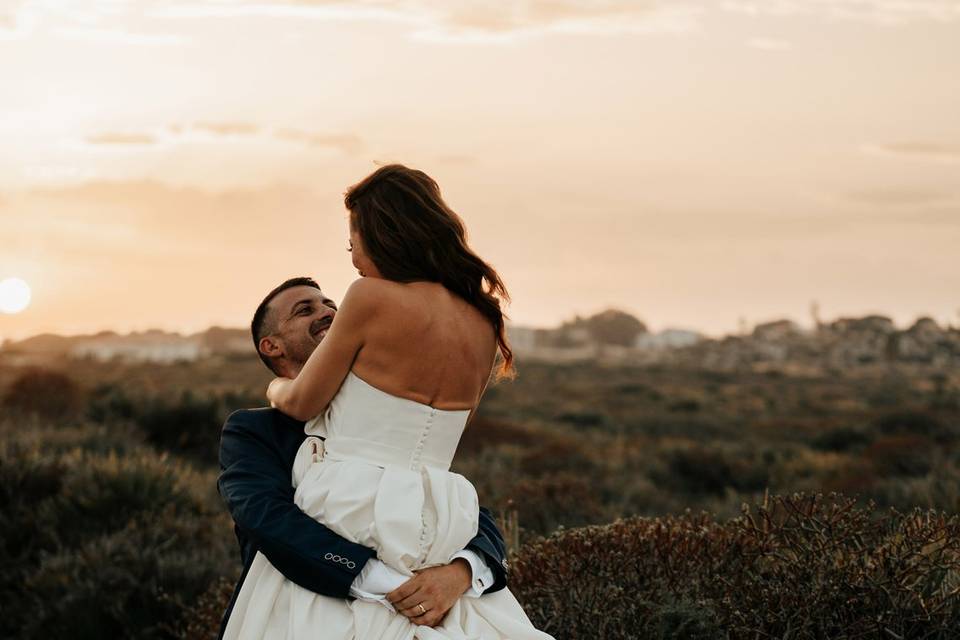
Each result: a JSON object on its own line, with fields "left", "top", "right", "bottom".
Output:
{"left": 2, "top": 0, "right": 959, "bottom": 341}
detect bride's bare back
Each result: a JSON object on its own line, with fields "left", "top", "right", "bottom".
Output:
{"left": 267, "top": 276, "right": 499, "bottom": 422}
{"left": 350, "top": 280, "right": 497, "bottom": 411}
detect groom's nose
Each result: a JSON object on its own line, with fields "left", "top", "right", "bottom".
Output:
{"left": 318, "top": 305, "right": 336, "bottom": 320}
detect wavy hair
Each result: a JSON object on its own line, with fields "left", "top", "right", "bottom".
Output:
{"left": 344, "top": 164, "right": 514, "bottom": 379}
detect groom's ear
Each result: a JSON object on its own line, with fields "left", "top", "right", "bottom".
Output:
{"left": 258, "top": 335, "right": 283, "bottom": 359}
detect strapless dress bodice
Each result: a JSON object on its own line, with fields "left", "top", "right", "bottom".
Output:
{"left": 304, "top": 370, "right": 471, "bottom": 472}
{"left": 293, "top": 370, "right": 478, "bottom": 574}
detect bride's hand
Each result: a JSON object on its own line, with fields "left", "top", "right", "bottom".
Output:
{"left": 387, "top": 559, "right": 471, "bottom": 627}
{"left": 266, "top": 377, "right": 293, "bottom": 409}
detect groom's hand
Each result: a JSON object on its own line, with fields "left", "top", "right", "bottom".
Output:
{"left": 387, "top": 558, "right": 471, "bottom": 627}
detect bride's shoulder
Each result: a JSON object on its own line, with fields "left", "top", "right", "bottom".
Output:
{"left": 344, "top": 277, "right": 400, "bottom": 297}
{"left": 341, "top": 277, "right": 401, "bottom": 311}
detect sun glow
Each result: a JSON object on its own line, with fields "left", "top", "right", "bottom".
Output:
{"left": 0, "top": 278, "right": 32, "bottom": 314}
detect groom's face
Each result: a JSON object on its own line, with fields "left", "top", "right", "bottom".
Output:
{"left": 267, "top": 286, "right": 338, "bottom": 372}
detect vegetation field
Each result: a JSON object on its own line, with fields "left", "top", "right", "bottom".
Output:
{"left": 2, "top": 356, "right": 958, "bottom": 638}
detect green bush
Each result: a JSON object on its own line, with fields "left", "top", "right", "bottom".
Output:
{"left": 518, "top": 438, "right": 595, "bottom": 476}
{"left": 3, "top": 368, "right": 84, "bottom": 420}
{"left": 864, "top": 434, "right": 935, "bottom": 477}
{"left": 811, "top": 426, "right": 872, "bottom": 452}
{"left": 556, "top": 410, "right": 606, "bottom": 428}
{"left": 509, "top": 492, "right": 960, "bottom": 640}
{"left": 22, "top": 511, "right": 229, "bottom": 640}
{"left": 457, "top": 416, "right": 540, "bottom": 454}
{"left": 0, "top": 421, "right": 234, "bottom": 639}
{"left": 873, "top": 410, "right": 956, "bottom": 443}
{"left": 508, "top": 472, "right": 610, "bottom": 537}
{"left": 173, "top": 577, "right": 236, "bottom": 640}
{"left": 648, "top": 597, "right": 726, "bottom": 640}
{"left": 659, "top": 447, "right": 769, "bottom": 497}
{"left": 86, "top": 383, "right": 137, "bottom": 423}
{"left": 134, "top": 391, "right": 224, "bottom": 461}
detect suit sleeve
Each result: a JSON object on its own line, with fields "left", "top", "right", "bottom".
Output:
{"left": 218, "top": 410, "right": 376, "bottom": 598}
{"left": 465, "top": 506, "right": 509, "bottom": 593}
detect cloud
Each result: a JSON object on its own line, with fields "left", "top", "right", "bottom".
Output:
{"left": 149, "top": 0, "right": 702, "bottom": 39}
{"left": 421, "top": 1, "right": 702, "bottom": 38}
{"left": 862, "top": 142, "right": 960, "bottom": 163}
{"left": 86, "top": 133, "right": 158, "bottom": 146}
{"left": 81, "top": 123, "right": 362, "bottom": 154}
{"left": 274, "top": 129, "right": 365, "bottom": 153}
{"left": 50, "top": 25, "right": 185, "bottom": 46}
{"left": 0, "top": 2, "right": 184, "bottom": 44}
{"left": 193, "top": 122, "right": 262, "bottom": 136}
{"left": 719, "top": 0, "right": 960, "bottom": 24}
{"left": 5, "top": 0, "right": 959, "bottom": 50}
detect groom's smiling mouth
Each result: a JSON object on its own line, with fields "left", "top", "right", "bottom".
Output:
{"left": 310, "top": 316, "right": 333, "bottom": 342}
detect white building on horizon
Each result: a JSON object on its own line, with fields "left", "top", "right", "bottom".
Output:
{"left": 70, "top": 335, "right": 207, "bottom": 363}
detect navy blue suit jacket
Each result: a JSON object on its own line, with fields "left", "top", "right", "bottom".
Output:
{"left": 217, "top": 408, "right": 508, "bottom": 637}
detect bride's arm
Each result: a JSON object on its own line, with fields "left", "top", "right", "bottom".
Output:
{"left": 268, "top": 278, "right": 379, "bottom": 420}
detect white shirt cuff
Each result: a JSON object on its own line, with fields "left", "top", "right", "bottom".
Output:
{"left": 349, "top": 558, "right": 408, "bottom": 611}
{"left": 349, "top": 550, "right": 494, "bottom": 605}
{"left": 451, "top": 549, "right": 495, "bottom": 598}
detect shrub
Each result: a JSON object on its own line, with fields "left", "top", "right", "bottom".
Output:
{"left": 868, "top": 465, "right": 960, "bottom": 513}
{"left": 659, "top": 447, "right": 769, "bottom": 496}
{"left": 863, "top": 434, "right": 935, "bottom": 478}
{"left": 86, "top": 383, "right": 137, "bottom": 423}
{"left": 626, "top": 415, "right": 730, "bottom": 439}
{"left": 30, "top": 451, "right": 201, "bottom": 550}
{"left": 508, "top": 473, "right": 609, "bottom": 537}
{"left": 648, "top": 597, "right": 726, "bottom": 640}
{"left": 0, "top": 440, "right": 67, "bottom": 572}
{"left": 173, "top": 577, "right": 236, "bottom": 640}
{"left": 0, "top": 421, "right": 234, "bottom": 639}
{"left": 518, "top": 438, "right": 595, "bottom": 476}
{"left": 21, "top": 511, "right": 232, "bottom": 640}
{"left": 873, "top": 410, "right": 955, "bottom": 443}
{"left": 134, "top": 391, "right": 223, "bottom": 461}
{"left": 2, "top": 368, "right": 84, "bottom": 420}
{"left": 667, "top": 398, "right": 702, "bottom": 413}
{"left": 457, "top": 416, "right": 540, "bottom": 454}
{"left": 556, "top": 410, "right": 606, "bottom": 428}
{"left": 509, "top": 493, "right": 960, "bottom": 640}
{"left": 811, "top": 425, "right": 872, "bottom": 451}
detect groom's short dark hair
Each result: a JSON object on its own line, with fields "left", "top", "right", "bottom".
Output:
{"left": 251, "top": 276, "right": 321, "bottom": 372}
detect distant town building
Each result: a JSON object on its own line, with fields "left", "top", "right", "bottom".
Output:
{"left": 506, "top": 326, "right": 537, "bottom": 352}
{"left": 752, "top": 319, "right": 804, "bottom": 342}
{"left": 70, "top": 332, "right": 207, "bottom": 363}
{"left": 635, "top": 329, "right": 702, "bottom": 351}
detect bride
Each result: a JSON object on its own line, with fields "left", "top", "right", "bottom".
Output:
{"left": 223, "top": 164, "right": 554, "bottom": 639}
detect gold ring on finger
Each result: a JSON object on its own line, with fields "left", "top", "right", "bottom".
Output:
{"left": 417, "top": 603, "right": 426, "bottom": 615}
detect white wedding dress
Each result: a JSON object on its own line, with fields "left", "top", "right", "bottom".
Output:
{"left": 223, "top": 370, "right": 554, "bottom": 640}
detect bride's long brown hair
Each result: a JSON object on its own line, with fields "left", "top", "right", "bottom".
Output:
{"left": 344, "top": 164, "right": 514, "bottom": 379}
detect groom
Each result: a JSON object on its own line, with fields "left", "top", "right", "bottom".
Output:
{"left": 217, "top": 277, "right": 508, "bottom": 638}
